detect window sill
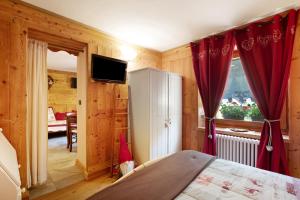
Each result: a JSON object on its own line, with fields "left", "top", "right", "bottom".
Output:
{"left": 198, "top": 126, "right": 290, "bottom": 143}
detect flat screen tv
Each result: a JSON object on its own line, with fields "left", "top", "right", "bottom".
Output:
{"left": 91, "top": 54, "right": 127, "bottom": 84}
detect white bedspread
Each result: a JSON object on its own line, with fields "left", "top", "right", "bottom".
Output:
{"left": 48, "top": 120, "right": 66, "bottom": 126}
{"left": 176, "top": 159, "right": 300, "bottom": 200}
{"left": 48, "top": 120, "right": 67, "bottom": 133}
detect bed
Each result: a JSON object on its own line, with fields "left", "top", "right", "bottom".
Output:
{"left": 48, "top": 120, "right": 67, "bottom": 133}
{"left": 48, "top": 107, "right": 67, "bottom": 134}
{"left": 88, "top": 150, "right": 300, "bottom": 200}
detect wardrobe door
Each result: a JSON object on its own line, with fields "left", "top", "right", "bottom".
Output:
{"left": 150, "top": 70, "right": 169, "bottom": 160}
{"left": 168, "top": 74, "right": 182, "bottom": 154}
{"left": 129, "top": 69, "right": 151, "bottom": 164}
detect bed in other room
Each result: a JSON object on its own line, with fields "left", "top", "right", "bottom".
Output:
{"left": 48, "top": 107, "right": 68, "bottom": 134}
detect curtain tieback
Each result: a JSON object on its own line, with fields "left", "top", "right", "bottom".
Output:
{"left": 205, "top": 117, "right": 215, "bottom": 139}
{"left": 264, "top": 119, "right": 280, "bottom": 152}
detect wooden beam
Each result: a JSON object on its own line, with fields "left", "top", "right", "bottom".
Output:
{"left": 28, "top": 28, "right": 86, "bottom": 55}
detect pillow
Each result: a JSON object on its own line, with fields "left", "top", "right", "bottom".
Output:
{"left": 48, "top": 107, "right": 56, "bottom": 122}
{"left": 55, "top": 112, "right": 66, "bottom": 120}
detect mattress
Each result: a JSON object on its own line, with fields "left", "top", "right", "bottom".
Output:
{"left": 48, "top": 126, "right": 67, "bottom": 133}
{"left": 48, "top": 120, "right": 67, "bottom": 133}
{"left": 48, "top": 120, "right": 66, "bottom": 127}
{"left": 176, "top": 159, "right": 300, "bottom": 200}
{"left": 89, "top": 151, "right": 300, "bottom": 200}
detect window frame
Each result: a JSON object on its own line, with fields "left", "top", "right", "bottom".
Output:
{"left": 202, "top": 50, "right": 289, "bottom": 134}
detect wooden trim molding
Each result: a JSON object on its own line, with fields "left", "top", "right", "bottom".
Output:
{"left": 215, "top": 118, "right": 263, "bottom": 132}
{"left": 198, "top": 126, "right": 290, "bottom": 143}
{"left": 21, "top": 190, "right": 29, "bottom": 200}
{"left": 28, "top": 28, "right": 86, "bottom": 56}
{"left": 75, "top": 159, "right": 88, "bottom": 178}
{"left": 85, "top": 167, "right": 110, "bottom": 181}
{"left": 73, "top": 160, "right": 111, "bottom": 190}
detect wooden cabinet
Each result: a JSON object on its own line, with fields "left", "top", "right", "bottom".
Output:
{"left": 129, "top": 68, "right": 182, "bottom": 164}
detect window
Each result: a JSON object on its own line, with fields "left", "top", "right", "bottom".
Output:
{"left": 198, "top": 50, "right": 288, "bottom": 133}
{"left": 216, "top": 57, "right": 263, "bottom": 122}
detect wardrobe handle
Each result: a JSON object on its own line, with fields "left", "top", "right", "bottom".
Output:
{"left": 165, "top": 119, "right": 172, "bottom": 128}
{"left": 165, "top": 121, "right": 169, "bottom": 128}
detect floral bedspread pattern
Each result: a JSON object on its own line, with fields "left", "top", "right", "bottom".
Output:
{"left": 175, "top": 159, "right": 300, "bottom": 200}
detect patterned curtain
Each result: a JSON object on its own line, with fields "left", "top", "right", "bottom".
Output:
{"left": 191, "top": 31, "right": 235, "bottom": 155}
{"left": 235, "top": 10, "right": 298, "bottom": 174}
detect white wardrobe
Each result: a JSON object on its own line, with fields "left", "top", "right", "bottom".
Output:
{"left": 128, "top": 68, "right": 182, "bottom": 164}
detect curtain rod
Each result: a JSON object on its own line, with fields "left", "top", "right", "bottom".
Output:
{"left": 186, "top": 4, "right": 300, "bottom": 48}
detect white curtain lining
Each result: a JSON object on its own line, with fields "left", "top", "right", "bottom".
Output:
{"left": 26, "top": 39, "right": 48, "bottom": 187}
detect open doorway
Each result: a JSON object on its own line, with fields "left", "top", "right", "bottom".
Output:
{"left": 29, "top": 49, "right": 85, "bottom": 199}
{"left": 27, "top": 31, "right": 87, "bottom": 199}
{"left": 47, "top": 49, "right": 84, "bottom": 187}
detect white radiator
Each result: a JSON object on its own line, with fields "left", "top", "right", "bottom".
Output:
{"left": 216, "top": 134, "right": 259, "bottom": 167}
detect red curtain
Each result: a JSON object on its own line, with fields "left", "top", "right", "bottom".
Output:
{"left": 235, "top": 10, "right": 298, "bottom": 174}
{"left": 191, "top": 31, "right": 235, "bottom": 155}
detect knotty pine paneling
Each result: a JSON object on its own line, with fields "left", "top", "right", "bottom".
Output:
{"left": 288, "top": 13, "right": 300, "bottom": 178}
{"left": 0, "top": 20, "right": 11, "bottom": 135}
{"left": 48, "top": 70, "right": 77, "bottom": 113}
{"left": 0, "top": 16, "right": 28, "bottom": 188}
{"left": 0, "top": 0, "right": 161, "bottom": 188}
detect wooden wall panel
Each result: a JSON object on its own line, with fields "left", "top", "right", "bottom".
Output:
{"left": 0, "top": 15, "right": 28, "bottom": 187}
{"left": 87, "top": 83, "right": 114, "bottom": 169}
{"left": 0, "top": 20, "right": 10, "bottom": 123}
{"left": 0, "top": 0, "right": 162, "bottom": 188}
{"left": 48, "top": 70, "right": 77, "bottom": 113}
{"left": 0, "top": 19, "right": 11, "bottom": 146}
{"left": 9, "top": 17, "right": 27, "bottom": 189}
{"left": 288, "top": 14, "right": 300, "bottom": 178}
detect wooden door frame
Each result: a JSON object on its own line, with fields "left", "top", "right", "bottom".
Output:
{"left": 28, "top": 28, "right": 86, "bottom": 56}
{"left": 27, "top": 28, "right": 88, "bottom": 176}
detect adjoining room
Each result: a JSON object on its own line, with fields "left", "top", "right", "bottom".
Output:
{"left": 29, "top": 49, "right": 85, "bottom": 199}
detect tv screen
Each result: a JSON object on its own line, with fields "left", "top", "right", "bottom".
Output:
{"left": 91, "top": 54, "right": 127, "bottom": 84}
{"left": 70, "top": 77, "right": 77, "bottom": 88}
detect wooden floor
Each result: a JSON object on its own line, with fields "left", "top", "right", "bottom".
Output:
{"left": 30, "top": 136, "right": 84, "bottom": 199}
{"left": 34, "top": 175, "right": 116, "bottom": 200}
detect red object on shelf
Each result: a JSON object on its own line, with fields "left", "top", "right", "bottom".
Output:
{"left": 119, "top": 133, "right": 132, "bottom": 164}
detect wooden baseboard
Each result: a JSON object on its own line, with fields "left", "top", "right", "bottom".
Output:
{"left": 22, "top": 190, "right": 29, "bottom": 200}
{"left": 75, "top": 159, "right": 109, "bottom": 180}
{"left": 75, "top": 159, "right": 88, "bottom": 178}
{"left": 85, "top": 167, "right": 110, "bottom": 181}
